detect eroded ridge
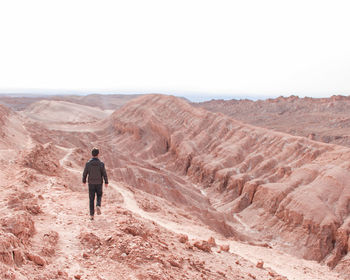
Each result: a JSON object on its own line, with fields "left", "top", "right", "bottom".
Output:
{"left": 0, "top": 94, "right": 347, "bottom": 279}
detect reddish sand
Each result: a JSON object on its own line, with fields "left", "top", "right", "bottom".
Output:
{"left": 0, "top": 94, "right": 347, "bottom": 279}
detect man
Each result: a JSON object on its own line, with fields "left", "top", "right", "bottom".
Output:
{"left": 82, "top": 148, "right": 108, "bottom": 220}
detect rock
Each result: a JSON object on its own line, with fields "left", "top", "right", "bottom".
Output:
{"left": 57, "top": 271, "right": 68, "bottom": 277}
{"left": 121, "top": 253, "right": 127, "bottom": 257}
{"left": 0, "top": 232, "right": 21, "bottom": 265}
{"left": 21, "top": 143, "right": 61, "bottom": 176}
{"left": 193, "top": 241, "right": 211, "bottom": 253}
{"left": 83, "top": 252, "right": 90, "bottom": 259}
{"left": 256, "top": 260, "right": 264, "bottom": 268}
{"left": 168, "top": 257, "right": 182, "bottom": 268}
{"left": 80, "top": 232, "right": 101, "bottom": 249}
{"left": 217, "top": 271, "right": 226, "bottom": 277}
{"left": 220, "top": 244, "right": 230, "bottom": 252}
{"left": 178, "top": 234, "right": 188, "bottom": 243}
{"left": 26, "top": 253, "right": 46, "bottom": 266}
{"left": 248, "top": 273, "right": 256, "bottom": 279}
{"left": 74, "top": 275, "right": 81, "bottom": 279}
{"left": 1, "top": 212, "right": 35, "bottom": 244}
{"left": 122, "top": 224, "right": 147, "bottom": 238}
{"left": 326, "top": 227, "right": 348, "bottom": 268}
{"left": 43, "top": 231, "right": 59, "bottom": 246}
{"left": 25, "top": 203, "right": 42, "bottom": 215}
{"left": 185, "top": 242, "right": 193, "bottom": 250}
{"left": 207, "top": 237, "right": 216, "bottom": 247}
{"left": 13, "top": 249, "right": 25, "bottom": 266}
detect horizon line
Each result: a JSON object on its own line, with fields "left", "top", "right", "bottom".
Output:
{"left": 0, "top": 88, "right": 349, "bottom": 102}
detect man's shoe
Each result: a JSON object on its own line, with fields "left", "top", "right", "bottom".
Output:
{"left": 90, "top": 216, "right": 94, "bottom": 220}
{"left": 96, "top": 206, "right": 101, "bottom": 215}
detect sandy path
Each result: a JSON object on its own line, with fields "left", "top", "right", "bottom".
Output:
{"left": 29, "top": 176, "right": 87, "bottom": 275}
{"left": 57, "top": 146, "right": 82, "bottom": 174}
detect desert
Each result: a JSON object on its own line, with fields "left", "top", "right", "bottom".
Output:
{"left": 0, "top": 93, "right": 348, "bottom": 279}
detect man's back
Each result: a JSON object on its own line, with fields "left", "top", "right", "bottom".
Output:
{"left": 82, "top": 158, "right": 108, "bottom": 185}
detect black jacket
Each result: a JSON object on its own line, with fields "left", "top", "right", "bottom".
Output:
{"left": 82, "top": 158, "right": 108, "bottom": 184}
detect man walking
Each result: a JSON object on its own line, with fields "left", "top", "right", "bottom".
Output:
{"left": 82, "top": 148, "right": 108, "bottom": 220}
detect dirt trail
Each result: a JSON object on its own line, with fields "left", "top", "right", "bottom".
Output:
{"left": 57, "top": 146, "right": 81, "bottom": 174}
{"left": 28, "top": 176, "right": 87, "bottom": 275}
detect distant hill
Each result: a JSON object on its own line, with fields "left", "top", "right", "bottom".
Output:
{"left": 194, "top": 95, "right": 350, "bottom": 147}
{"left": 0, "top": 93, "right": 142, "bottom": 111}
{"left": 23, "top": 100, "right": 112, "bottom": 123}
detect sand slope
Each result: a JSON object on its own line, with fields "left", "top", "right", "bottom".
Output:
{"left": 22, "top": 100, "right": 113, "bottom": 123}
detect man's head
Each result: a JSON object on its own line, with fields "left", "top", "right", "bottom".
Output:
{"left": 92, "top": 148, "right": 99, "bottom": 157}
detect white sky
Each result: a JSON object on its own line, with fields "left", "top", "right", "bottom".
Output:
{"left": 0, "top": 0, "right": 349, "bottom": 98}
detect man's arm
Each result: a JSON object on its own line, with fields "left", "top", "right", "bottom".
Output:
{"left": 101, "top": 163, "right": 108, "bottom": 185}
{"left": 82, "top": 163, "right": 89, "bottom": 183}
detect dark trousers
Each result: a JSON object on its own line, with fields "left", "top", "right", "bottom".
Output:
{"left": 89, "top": 184, "right": 103, "bottom": 216}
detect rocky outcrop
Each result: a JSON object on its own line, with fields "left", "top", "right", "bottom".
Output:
{"left": 194, "top": 95, "right": 350, "bottom": 148}
{"left": 193, "top": 240, "right": 212, "bottom": 252}
{"left": 8, "top": 192, "right": 42, "bottom": 215}
{"left": 1, "top": 212, "right": 35, "bottom": 244}
{"left": 101, "top": 94, "right": 350, "bottom": 267}
{"left": 26, "top": 252, "right": 46, "bottom": 266}
{"left": 21, "top": 143, "right": 61, "bottom": 176}
{"left": 0, "top": 231, "right": 22, "bottom": 266}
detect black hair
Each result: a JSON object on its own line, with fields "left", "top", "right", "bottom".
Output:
{"left": 92, "top": 148, "right": 99, "bottom": 157}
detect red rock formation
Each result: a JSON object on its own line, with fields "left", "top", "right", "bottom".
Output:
{"left": 0, "top": 231, "right": 21, "bottom": 266}
{"left": 178, "top": 234, "right": 188, "bottom": 244}
{"left": 193, "top": 240, "right": 212, "bottom": 252}
{"left": 220, "top": 244, "right": 230, "bottom": 252}
{"left": 21, "top": 143, "right": 61, "bottom": 176}
{"left": 26, "top": 252, "right": 46, "bottom": 266}
{"left": 207, "top": 236, "right": 216, "bottom": 247}
{"left": 194, "top": 95, "right": 350, "bottom": 147}
{"left": 99, "top": 94, "right": 350, "bottom": 267}
{"left": 0, "top": 93, "right": 348, "bottom": 279}
{"left": 256, "top": 260, "right": 264, "bottom": 268}
{"left": 1, "top": 212, "right": 35, "bottom": 244}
